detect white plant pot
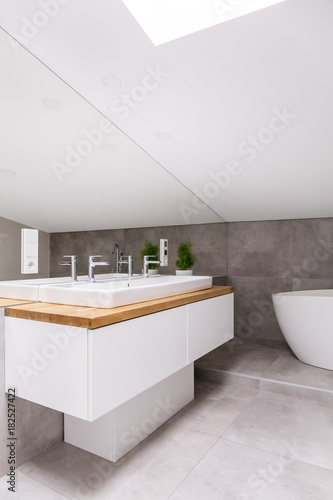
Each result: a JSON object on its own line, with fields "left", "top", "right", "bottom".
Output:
{"left": 176, "top": 270, "right": 193, "bottom": 276}
{"left": 148, "top": 269, "right": 159, "bottom": 275}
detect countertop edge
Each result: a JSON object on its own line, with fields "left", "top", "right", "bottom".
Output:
{"left": 4, "top": 286, "right": 234, "bottom": 329}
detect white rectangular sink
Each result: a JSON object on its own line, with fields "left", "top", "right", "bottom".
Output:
{"left": 0, "top": 274, "right": 132, "bottom": 301}
{"left": 39, "top": 275, "right": 213, "bottom": 308}
{"left": 0, "top": 277, "right": 76, "bottom": 301}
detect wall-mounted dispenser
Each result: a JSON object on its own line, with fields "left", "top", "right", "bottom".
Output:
{"left": 21, "top": 228, "right": 38, "bottom": 274}
{"left": 160, "top": 239, "right": 168, "bottom": 266}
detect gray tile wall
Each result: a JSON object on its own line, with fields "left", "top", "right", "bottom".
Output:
{"left": 228, "top": 218, "right": 333, "bottom": 341}
{"left": 50, "top": 216, "right": 333, "bottom": 342}
{"left": 50, "top": 223, "right": 228, "bottom": 279}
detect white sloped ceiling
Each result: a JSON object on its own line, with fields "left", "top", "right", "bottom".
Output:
{"left": 0, "top": 0, "right": 332, "bottom": 231}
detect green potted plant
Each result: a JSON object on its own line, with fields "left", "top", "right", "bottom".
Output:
{"left": 139, "top": 240, "right": 159, "bottom": 275}
{"left": 176, "top": 239, "right": 197, "bottom": 275}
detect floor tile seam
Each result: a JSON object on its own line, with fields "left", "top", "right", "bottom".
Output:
{"left": 218, "top": 389, "right": 259, "bottom": 439}
{"left": 196, "top": 365, "right": 254, "bottom": 377}
{"left": 219, "top": 436, "right": 333, "bottom": 472}
{"left": 167, "top": 391, "right": 259, "bottom": 439}
{"left": 196, "top": 366, "right": 333, "bottom": 395}
{"left": 196, "top": 366, "right": 263, "bottom": 381}
{"left": 16, "top": 469, "right": 73, "bottom": 499}
{"left": 165, "top": 433, "right": 220, "bottom": 500}
{"left": 260, "top": 351, "right": 288, "bottom": 379}
{"left": 256, "top": 388, "right": 333, "bottom": 414}
{"left": 258, "top": 376, "right": 333, "bottom": 395}
{"left": 220, "top": 436, "right": 299, "bottom": 461}
{"left": 166, "top": 419, "right": 222, "bottom": 439}
{"left": 169, "top": 419, "right": 222, "bottom": 443}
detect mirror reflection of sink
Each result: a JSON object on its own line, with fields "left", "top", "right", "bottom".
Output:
{"left": 0, "top": 276, "right": 80, "bottom": 300}
{"left": 39, "top": 275, "right": 213, "bottom": 309}
{"left": 0, "top": 273, "right": 135, "bottom": 300}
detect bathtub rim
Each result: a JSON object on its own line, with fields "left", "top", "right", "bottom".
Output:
{"left": 273, "top": 289, "right": 333, "bottom": 299}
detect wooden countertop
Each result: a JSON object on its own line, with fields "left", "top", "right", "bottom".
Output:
{"left": 4, "top": 286, "right": 233, "bottom": 329}
{"left": 0, "top": 298, "right": 36, "bottom": 308}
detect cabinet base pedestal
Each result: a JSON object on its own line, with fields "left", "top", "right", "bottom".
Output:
{"left": 64, "top": 363, "right": 194, "bottom": 462}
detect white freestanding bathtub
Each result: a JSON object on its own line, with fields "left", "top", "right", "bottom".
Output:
{"left": 272, "top": 290, "right": 333, "bottom": 370}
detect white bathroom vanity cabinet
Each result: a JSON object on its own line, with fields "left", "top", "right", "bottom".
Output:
{"left": 4, "top": 287, "right": 233, "bottom": 462}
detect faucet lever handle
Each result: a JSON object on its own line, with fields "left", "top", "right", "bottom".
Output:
{"left": 89, "top": 255, "right": 103, "bottom": 261}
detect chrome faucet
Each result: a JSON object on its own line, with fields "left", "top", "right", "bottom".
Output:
{"left": 142, "top": 255, "right": 160, "bottom": 277}
{"left": 88, "top": 255, "right": 110, "bottom": 282}
{"left": 119, "top": 255, "right": 133, "bottom": 276}
{"left": 59, "top": 255, "right": 78, "bottom": 281}
{"left": 112, "top": 244, "right": 123, "bottom": 273}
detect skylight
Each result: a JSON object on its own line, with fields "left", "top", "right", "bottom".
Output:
{"left": 122, "top": 0, "right": 286, "bottom": 46}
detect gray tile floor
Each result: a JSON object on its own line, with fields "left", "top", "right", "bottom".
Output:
{"left": 196, "top": 338, "right": 333, "bottom": 405}
{"left": 1, "top": 339, "right": 333, "bottom": 499}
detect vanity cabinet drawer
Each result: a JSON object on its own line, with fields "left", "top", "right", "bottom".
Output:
{"left": 88, "top": 306, "right": 187, "bottom": 421}
{"left": 187, "top": 293, "right": 234, "bottom": 363}
{"left": 5, "top": 317, "right": 88, "bottom": 419}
